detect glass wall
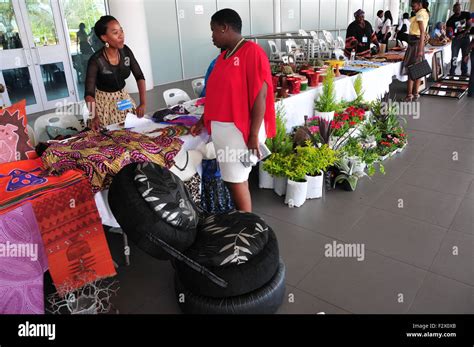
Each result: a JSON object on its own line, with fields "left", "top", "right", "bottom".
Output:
{"left": 62, "top": 0, "right": 107, "bottom": 99}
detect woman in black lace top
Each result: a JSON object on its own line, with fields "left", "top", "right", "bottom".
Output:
{"left": 85, "top": 16, "right": 146, "bottom": 130}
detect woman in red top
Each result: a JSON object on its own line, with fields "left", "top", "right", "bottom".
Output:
{"left": 191, "top": 9, "right": 276, "bottom": 212}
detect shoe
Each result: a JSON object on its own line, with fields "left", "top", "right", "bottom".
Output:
{"left": 413, "top": 94, "right": 420, "bottom": 101}
{"left": 404, "top": 95, "right": 414, "bottom": 102}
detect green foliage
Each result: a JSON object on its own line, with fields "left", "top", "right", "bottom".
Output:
{"left": 284, "top": 153, "right": 308, "bottom": 182}
{"left": 353, "top": 75, "right": 364, "bottom": 105}
{"left": 263, "top": 153, "right": 290, "bottom": 178}
{"left": 265, "top": 104, "right": 293, "bottom": 156}
{"left": 314, "top": 69, "right": 337, "bottom": 112}
{"left": 334, "top": 157, "right": 368, "bottom": 191}
{"left": 295, "top": 142, "right": 339, "bottom": 176}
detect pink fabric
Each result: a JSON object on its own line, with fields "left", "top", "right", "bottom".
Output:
{"left": 0, "top": 203, "right": 48, "bottom": 314}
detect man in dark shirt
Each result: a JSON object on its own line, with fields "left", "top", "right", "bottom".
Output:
{"left": 446, "top": 3, "right": 471, "bottom": 75}
{"left": 345, "top": 9, "right": 379, "bottom": 58}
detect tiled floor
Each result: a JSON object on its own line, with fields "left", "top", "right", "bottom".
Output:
{"left": 44, "top": 80, "right": 474, "bottom": 314}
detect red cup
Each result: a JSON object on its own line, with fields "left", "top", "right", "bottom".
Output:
{"left": 272, "top": 75, "right": 279, "bottom": 90}
{"left": 288, "top": 78, "right": 301, "bottom": 94}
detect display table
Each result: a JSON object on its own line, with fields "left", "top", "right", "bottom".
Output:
{"left": 95, "top": 119, "right": 209, "bottom": 227}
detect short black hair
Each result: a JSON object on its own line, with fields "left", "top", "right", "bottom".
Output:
{"left": 377, "top": 10, "right": 384, "bottom": 16}
{"left": 211, "top": 9, "right": 242, "bottom": 34}
{"left": 94, "top": 15, "right": 118, "bottom": 41}
{"left": 453, "top": 3, "right": 461, "bottom": 9}
{"left": 403, "top": 12, "right": 409, "bottom": 19}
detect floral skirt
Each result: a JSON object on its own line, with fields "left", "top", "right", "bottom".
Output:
{"left": 95, "top": 89, "right": 137, "bottom": 127}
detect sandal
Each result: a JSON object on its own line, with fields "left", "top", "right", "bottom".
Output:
{"left": 413, "top": 94, "right": 420, "bottom": 101}
{"left": 404, "top": 94, "right": 414, "bottom": 102}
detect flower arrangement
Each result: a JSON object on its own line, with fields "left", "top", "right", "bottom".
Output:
{"left": 330, "top": 106, "right": 366, "bottom": 137}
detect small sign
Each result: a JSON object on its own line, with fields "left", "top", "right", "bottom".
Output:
{"left": 288, "top": 9, "right": 294, "bottom": 19}
{"left": 441, "top": 85, "right": 447, "bottom": 88}
{"left": 438, "top": 91, "right": 447, "bottom": 96}
{"left": 195, "top": 5, "right": 204, "bottom": 15}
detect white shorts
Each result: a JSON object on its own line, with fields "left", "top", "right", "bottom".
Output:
{"left": 211, "top": 121, "right": 266, "bottom": 183}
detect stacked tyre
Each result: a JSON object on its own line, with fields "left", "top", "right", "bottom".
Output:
{"left": 174, "top": 211, "right": 285, "bottom": 314}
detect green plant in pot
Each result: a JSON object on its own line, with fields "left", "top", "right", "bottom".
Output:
{"left": 333, "top": 157, "right": 368, "bottom": 192}
{"left": 296, "top": 142, "right": 339, "bottom": 199}
{"left": 314, "top": 68, "right": 337, "bottom": 120}
{"left": 283, "top": 153, "right": 309, "bottom": 207}
{"left": 263, "top": 153, "right": 290, "bottom": 196}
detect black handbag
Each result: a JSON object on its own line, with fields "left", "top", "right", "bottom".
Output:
{"left": 407, "top": 59, "right": 432, "bottom": 80}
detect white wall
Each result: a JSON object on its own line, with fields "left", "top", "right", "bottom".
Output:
{"left": 142, "top": 0, "right": 400, "bottom": 86}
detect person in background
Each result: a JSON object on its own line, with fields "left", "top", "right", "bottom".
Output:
{"left": 375, "top": 10, "right": 384, "bottom": 40}
{"left": 465, "top": 37, "right": 473, "bottom": 97}
{"left": 84, "top": 16, "right": 146, "bottom": 130}
{"left": 431, "top": 22, "right": 446, "bottom": 39}
{"left": 345, "top": 9, "right": 380, "bottom": 58}
{"left": 77, "top": 23, "right": 93, "bottom": 56}
{"left": 396, "top": 13, "right": 411, "bottom": 45}
{"left": 402, "top": 0, "right": 430, "bottom": 101}
{"left": 446, "top": 3, "right": 472, "bottom": 76}
{"left": 381, "top": 10, "right": 393, "bottom": 44}
{"left": 200, "top": 48, "right": 224, "bottom": 97}
{"left": 190, "top": 9, "right": 276, "bottom": 212}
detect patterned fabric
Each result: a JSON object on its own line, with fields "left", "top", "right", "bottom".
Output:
{"left": 31, "top": 179, "right": 116, "bottom": 296}
{"left": 145, "top": 125, "right": 190, "bottom": 138}
{"left": 95, "top": 89, "right": 137, "bottom": 127}
{"left": 0, "top": 158, "right": 84, "bottom": 213}
{"left": 0, "top": 203, "right": 48, "bottom": 314}
{"left": 0, "top": 100, "right": 36, "bottom": 164}
{"left": 193, "top": 211, "right": 269, "bottom": 267}
{"left": 41, "top": 130, "right": 183, "bottom": 193}
{"left": 184, "top": 173, "right": 201, "bottom": 205}
{"left": 200, "top": 159, "right": 234, "bottom": 214}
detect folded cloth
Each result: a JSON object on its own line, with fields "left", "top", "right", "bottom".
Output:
{"left": 41, "top": 130, "right": 183, "bottom": 193}
{"left": 0, "top": 203, "right": 48, "bottom": 314}
{"left": 161, "top": 116, "right": 200, "bottom": 127}
{"left": 0, "top": 158, "right": 84, "bottom": 213}
{"left": 152, "top": 105, "right": 190, "bottom": 123}
{"left": 31, "top": 179, "right": 116, "bottom": 296}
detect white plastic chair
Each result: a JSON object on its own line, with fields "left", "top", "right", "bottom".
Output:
{"left": 191, "top": 78, "right": 205, "bottom": 98}
{"left": 310, "top": 31, "right": 319, "bottom": 40}
{"left": 34, "top": 112, "right": 82, "bottom": 142}
{"left": 298, "top": 29, "right": 310, "bottom": 44}
{"left": 336, "top": 36, "right": 345, "bottom": 49}
{"left": 268, "top": 40, "right": 285, "bottom": 60}
{"left": 163, "top": 88, "right": 191, "bottom": 108}
{"left": 26, "top": 124, "right": 36, "bottom": 147}
{"left": 322, "top": 30, "right": 336, "bottom": 49}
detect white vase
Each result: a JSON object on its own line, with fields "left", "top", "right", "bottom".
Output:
{"left": 306, "top": 172, "right": 324, "bottom": 199}
{"left": 314, "top": 110, "right": 335, "bottom": 122}
{"left": 273, "top": 177, "right": 287, "bottom": 196}
{"left": 285, "top": 179, "right": 308, "bottom": 207}
{"left": 259, "top": 162, "right": 274, "bottom": 189}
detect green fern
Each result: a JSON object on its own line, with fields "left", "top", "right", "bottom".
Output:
{"left": 265, "top": 104, "right": 293, "bottom": 156}
{"left": 314, "top": 69, "right": 337, "bottom": 112}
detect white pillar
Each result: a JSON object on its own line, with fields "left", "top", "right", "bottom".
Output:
{"left": 108, "top": 0, "right": 154, "bottom": 93}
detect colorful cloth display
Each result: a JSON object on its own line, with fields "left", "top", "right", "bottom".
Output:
{"left": 0, "top": 203, "right": 48, "bottom": 314}
{"left": 41, "top": 130, "right": 183, "bottom": 193}
{"left": 0, "top": 158, "right": 84, "bottom": 213}
{"left": 31, "top": 179, "right": 116, "bottom": 296}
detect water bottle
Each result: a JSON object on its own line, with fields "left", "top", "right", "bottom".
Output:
{"left": 350, "top": 49, "right": 356, "bottom": 62}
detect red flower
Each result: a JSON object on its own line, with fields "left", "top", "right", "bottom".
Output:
{"left": 342, "top": 114, "right": 350, "bottom": 121}
{"left": 349, "top": 121, "right": 357, "bottom": 126}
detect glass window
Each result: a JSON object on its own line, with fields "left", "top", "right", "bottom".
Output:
{"left": 0, "top": 0, "right": 23, "bottom": 50}
{"left": 2, "top": 68, "right": 36, "bottom": 106}
{"left": 40, "top": 62, "right": 70, "bottom": 101}
{"left": 63, "top": 0, "right": 107, "bottom": 99}
{"left": 25, "top": 0, "right": 59, "bottom": 47}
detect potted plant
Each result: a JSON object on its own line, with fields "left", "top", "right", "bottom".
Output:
{"left": 261, "top": 105, "right": 293, "bottom": 190}
{"left": 296, "top": 142, "right": 338, "bottom": 199}
{"left": 333, "top": 157, "right": 368, "bottom": 192}
{"left": 263, "top": 153, "right": 289, "bottom": 196}
{"left": 314, "top": 68, "right": 337, "bottom": 121}
{"left": 284, "top": 153, "right": 308, "bottom": 207}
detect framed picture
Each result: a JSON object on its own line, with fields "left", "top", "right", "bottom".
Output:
{"left": 418, "top": 76, "right": 427, "bottom": 93}
{"left": 432, "top": 50, "right": 444, "bottom": 81}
